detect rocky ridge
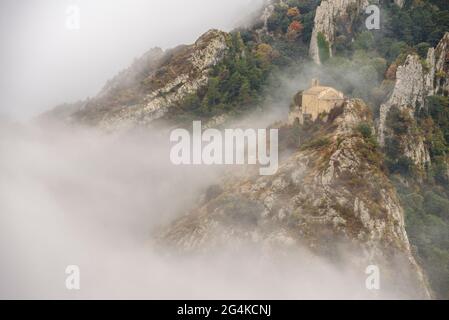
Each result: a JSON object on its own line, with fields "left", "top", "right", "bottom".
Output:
{"left": 161, "top": 98, "right": 431, "bottom": 299}
{"left": 44, "top": 30, "right": 230, "bottom": 130}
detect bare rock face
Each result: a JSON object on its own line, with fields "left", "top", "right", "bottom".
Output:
{"left": 382, "top": 55, "right": 429, "bottom": 114}
{"left": 309, "top": 0, "right": 369, "bottom": 64}
{"left": 258, "top": 0, "right": 276, "bottom": 33}
{"left": 161, "top": 99, "right": 431, "bottom": 299}
{"left": 434, "top": 32, "right": 449, "bottom": 96}
{"left": 379, "top": 32, "right": 449, "bottom": 134}
{"left": 61, "top": 30, "right": 229, "bottom": 130}
{"left": 402, "top": 135, "right": 432, "bottom": 172}
{"left": 378, "top": 55, "right": 430, "bottom": 171}
{"left": 378, "top": 33, "right": 449, "bottom": 169}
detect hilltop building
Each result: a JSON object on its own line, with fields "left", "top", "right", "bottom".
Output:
{"left": 289, "top": 79, "right": 345, "bottom": 125}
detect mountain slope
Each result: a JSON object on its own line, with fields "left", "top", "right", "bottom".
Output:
{"left": 160, "top": 99, "right": 431, "bottom": 298}
{"left": 38, "top": 0, "right": 449, "bottom": 298}
{"left": 43, "top": 30, "right": 230, "bottom": 130}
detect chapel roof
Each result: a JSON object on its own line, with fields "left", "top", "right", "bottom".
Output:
{"left": 302, "top": 79, "right": 344, "bottom": 98}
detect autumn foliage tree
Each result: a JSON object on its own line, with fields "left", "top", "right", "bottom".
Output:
{"left": 255, "top": 43, "right": 280, "bottom": 64}
{"left": 287, "top": 7, "right": 300, "bottom": 17}
{"left": 289, "top": 20, "right": 303, "bottom": 32}
{"left": 287, "top": 20, "right": 304, "bottom": 41}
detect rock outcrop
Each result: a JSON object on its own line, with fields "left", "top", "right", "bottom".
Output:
{"left": 309, "top": 0, "right": 369, "bottom": 64}
{"left": 434, "top": 32, "right": 449, "bottom": 96}
{"left": 258, "top": 0, "right": 276, "bottom": 33}
{"left": 378, "top": 32, "right": 449, "bottom": 169}
{"left": 161, "top": 98, "right": 431, "bottom": 299}
{"left": 46, "top": 30, "right": 229, "bottom": 130}
{"left": 378, "top": 55, "right": 431, "bottom": 170}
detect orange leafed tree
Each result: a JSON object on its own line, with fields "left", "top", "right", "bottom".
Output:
{"left": 287, "top": 21, "right": 304, "bottom": 41}
{"left": 288, "top": 20, "right": 304, "bottom": 32}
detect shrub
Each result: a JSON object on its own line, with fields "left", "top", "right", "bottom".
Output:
{"left": 317, "top": 32, "right": 330, "bottom": 63}
{"left": 302, "top": 137, "right": 331, "bottom": 149}
{"left": 175, "top": 32, "right": 271, "bottom": 119}
{"left": 425, "top": 191, "right": 449, "bottom": 221}
{"left": 356, "top": 123, "right": 373, "bottom": 139}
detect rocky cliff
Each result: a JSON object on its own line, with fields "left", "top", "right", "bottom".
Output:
{"left": 309, "top": 0, "right": 369, "bottom": 64}
{"left": 378, "top": 54, "right": 431, "bottom": 170}
{"left": 160, "top": 98, "right": 431, "bottom": 299}
{"left": 434, "top": 32, "right": 449, "bottom": 96}
{"left": 378, "top": 32, "right": 449, "bottom": 169}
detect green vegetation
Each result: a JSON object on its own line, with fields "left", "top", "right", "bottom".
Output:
{"left": 318, "top": 0, "right": 449, "bottom": 116}
{"left": 331, "top": 1, "right": 449, "bottom": 65}
{"left": 175, "top": 33, "right": 272, "bottom": 119}
{"left": 243, "top": 0, "right": 449, "bottom": 298}
{"left": 356, "top": 122, "right": 373, "bottom": 139}
{"left": 388, "top": 96, "right": 449, "bottom": 298}
{"left": 415, "top": 96, "right": 449, "bottom": 184}
{"left": 174, "top": 0, "right": 322, "bottom": 120}
{"left": 301, "top": 137, "right": 331, "bottom": 150}
{"left": 384, "top": 107, "right": 417, "bottom": 175}
{"left": 266, "top": 0, "right": 320, "bottom": 43}
{"left": 352, "top": 122, "right": 383, "bottom": 167}
{"left": 383, "top": 1, "right": 449, "bottom": 48}
{"left": 317, "top": 32, "right": 330, "bottom": 63}
{"left": 394, "top": 180, "right": 449, "bottom": 299}
{"left": 427, "top": 96, "right": 449, "bottom": 148}
{"left": 262, "top": 0, "right": 319, "bottom": 66}
{"left": 171, "top": 0, "right": 449, "bottom": 298}
{"left": 382, "top": 4, "right": 449, "bottom": 297}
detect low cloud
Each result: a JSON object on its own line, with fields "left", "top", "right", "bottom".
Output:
{"left": 0, "top": 119, "right": 405, "bottom": 299}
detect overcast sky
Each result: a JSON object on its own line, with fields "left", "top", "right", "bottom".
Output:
{"left": 0, "top": 0, "right": 265, "bottom": 121}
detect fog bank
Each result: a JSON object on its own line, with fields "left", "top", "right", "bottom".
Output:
{"left": 0, "top": 0, "right": 265, "bottom": 120}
